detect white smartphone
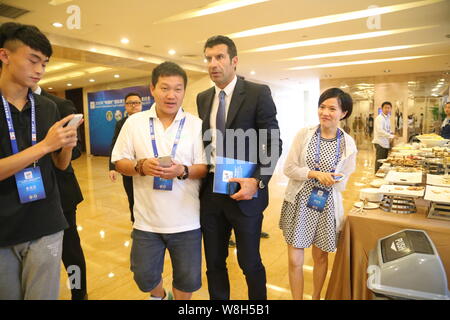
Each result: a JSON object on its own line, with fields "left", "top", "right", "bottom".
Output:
{"left": 158, "top": 156, "right": 172, "bottom": 168}
{"left": 67, "top": 114, "right": 83, "bottom": 127}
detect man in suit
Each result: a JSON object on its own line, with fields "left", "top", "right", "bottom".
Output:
{"left": 33, "top": 85, "right": 87, "bottom": 300}
{"left": 197, "top": 35, "right": 282, "bottom": 300}
{"left": 109, "top": 92, "right": 143, "bottom": 222}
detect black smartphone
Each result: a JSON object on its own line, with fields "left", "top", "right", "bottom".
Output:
{"left": 227, "top": 182, "right": 240, "bottom": 195}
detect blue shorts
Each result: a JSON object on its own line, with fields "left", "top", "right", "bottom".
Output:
{"left": 130, "top": 228, "right": 202, "bottom": 293}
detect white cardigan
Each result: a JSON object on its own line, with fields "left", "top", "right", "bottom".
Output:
{"left": 283, "top": 125, "right": 358, "bottom": 232}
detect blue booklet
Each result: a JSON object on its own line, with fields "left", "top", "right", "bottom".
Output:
{"left": 213, "top": 156, "right": 258, "bottom": 198}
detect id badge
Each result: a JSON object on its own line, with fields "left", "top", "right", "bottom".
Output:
{"left": 15, "top": 166, "right": 46, "bottom": 204}
{"left": 153, "top": 177, "right": 173, "bottom": 191}
{"left": 306, "top": 187, "right": 330, "bottom": 213}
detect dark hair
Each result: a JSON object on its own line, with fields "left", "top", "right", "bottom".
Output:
{"left": 318, "top": 88, "right": 353, "bottom": 120}
{"left": 381, "top": 101, "right": 392, "bottom": 108}
{"left": 151, "top": 61, "right": 187, "bottom": 88}
{"left": 204, "top": 35, "right": 237, "bottom": 59}
{"left": 0, "top": 22, "right": 52, "bottom": 63}
{"left": 124, "top": 92, "right": 142, "bottom": 101}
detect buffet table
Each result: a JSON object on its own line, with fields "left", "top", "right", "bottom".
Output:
{"left": 325, "top": 201, "right": 450, "bottom": 300}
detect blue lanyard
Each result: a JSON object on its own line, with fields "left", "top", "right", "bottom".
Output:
{"left": 2, "top": 92, "right": 36, "bottom": 155}
{"left": 149, "top": 116, "right": 186, "bottom": 158}
{"left": 314, "top": 127, "right": 342, "bottom": 173}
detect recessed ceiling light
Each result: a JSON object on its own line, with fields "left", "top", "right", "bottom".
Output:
{"left": 250, "top": 71, "right": 256, "bottom": 75}
{"left": 138, "top": 57, "right": 145, "bottom": 61}
{"left": 67, "top": 83, "right": 72, "bottom": 87}
{"left": 168, "top": 49, "right": 176, "bottom": 55}
{"left": 89, "top": 79, "right": 95, "bottom": 82}
{"left": 52, "top": 22, "right": 63, "bottom": 28}
{"left": 48, "top": 87, "right": 53, "bottom": 90}
{"left": 90, "top": 48, "right": 97, "bottom": 53}
{"left": 121, "top": 38, "right": 129, "bottom": 44}
{"left": 114, "top": 74, "right": 120, "bottom": 78}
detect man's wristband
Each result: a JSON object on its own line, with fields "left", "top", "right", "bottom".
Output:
{"left": 135, "top": 159, "right": 147, "bottom": 176}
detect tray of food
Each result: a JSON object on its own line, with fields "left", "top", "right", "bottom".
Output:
{"left": 417, "top": 134, "right": 450, "bottom": 147}
{"left": 379, "top": 184, "right": 425, "bottom": 197}
{"left": 424, "top": 185, "right": 450, "bottom": 204}
{"left": 385, "top": 170, "right": 423, "bottom": 185}
{"left": 426, "top": 174, "right": 450, "bottom": 187}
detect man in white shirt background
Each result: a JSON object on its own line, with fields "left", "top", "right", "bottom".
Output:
{"left": 440, "top": 101, "right": 450, "bottom": 139}
{"left": 372, "top": 101, "right": 395, "bottom": 173}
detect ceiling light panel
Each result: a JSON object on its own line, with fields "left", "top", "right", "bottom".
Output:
{"left": 288, "top": 54, "right": 442, "bottom": 71}
{"left": 154, "top": 0, "right": 270, "bottom": 23}
{"left": 283, "top": 42, "right": 443, "bottom": 61}
{"left": 244, "top": 25, "right": 436, "bottom": 53}
{"left": 228, "top": 0, "right": 444, "bottom": 38}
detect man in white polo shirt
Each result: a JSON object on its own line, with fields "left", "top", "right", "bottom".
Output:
{"left": 372, "top": 101, "right": 395, "bottom": 173}
{"left": 111, "top": 62, "right": 207, "bottom": 300}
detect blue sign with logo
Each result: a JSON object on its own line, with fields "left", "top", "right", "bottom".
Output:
{"left": 88, "top": 85, "right": 153, "bottom": 156}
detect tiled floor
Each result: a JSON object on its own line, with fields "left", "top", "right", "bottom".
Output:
{"left": 59, "top": 135, "right": 376, "bottom": 300}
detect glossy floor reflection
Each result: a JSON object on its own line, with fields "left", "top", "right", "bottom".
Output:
{"left": 59, "top": 138, "right": 376, "bottom": 300}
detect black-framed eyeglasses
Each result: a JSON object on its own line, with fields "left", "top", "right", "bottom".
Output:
{"left": 125, "top": 101, "right": 142, "bottom": 106}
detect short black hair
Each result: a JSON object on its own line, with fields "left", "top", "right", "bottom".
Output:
{"left": 204, "top": 35, "right": 237, "bottom": 59}
{"left": 381, "top": 101, "right": 392, "bottom": 108}
{"left": 0, "top": 22, "right": 52, "bottom": 63}
{"left": 124, "top": 92, "right": 142, "bottom": 101}
{"left": 151, "top": 61, "right": 187, "bottom": 89}
{"left": 318, "top": 87, "right": 353, "bottom": 120}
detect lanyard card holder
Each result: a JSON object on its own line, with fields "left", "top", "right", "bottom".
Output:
{"left": 15, "top": 166, "right": 46, "bottom": 204}
{"left": 306, "top": 187, "right": 330, "bottom": 213}
{"left": 149, "top": 117, "right": 186, "bottom": 192}
{"left": 153, "top": 177, "right": 173, "bottom": 191}
{"left": 3, "top": 92, "right": 46, "bottom": 203}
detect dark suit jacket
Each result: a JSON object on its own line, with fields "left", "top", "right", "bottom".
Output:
{"left": 441, "top": 122, "right": 450, "bottom": 139}
{"left": 197, "top": 77, "right": 282, "bottom": 216}
{"left": 109, "top": 116, "right": 128, "bottom": 171}
{"left": 41, "top": 90, "right": 84, "bottom": 212}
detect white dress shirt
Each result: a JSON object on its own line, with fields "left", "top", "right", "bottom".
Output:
{"left": 372, "top": 112, "right": 394, "bottom": 149}
{"left": 111, "top": 105, "right": 207, "bottom": 234}
{"left": 209, "top": 75, "right": 238, "bottom": 171}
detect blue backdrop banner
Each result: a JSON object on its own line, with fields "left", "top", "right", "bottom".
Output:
{"left": 88, "top": 85, "right": 153, "bottom": 156}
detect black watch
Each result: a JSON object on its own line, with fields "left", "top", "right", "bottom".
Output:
{"left": 177, "top": 165, "right": 189, "bottom": 180}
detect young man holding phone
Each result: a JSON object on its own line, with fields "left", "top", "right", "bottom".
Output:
{"left": 0, "top": 22, "right": 82, "bottom": 299}
{"left": 112, "top": 62, "right": 207, "bottom": 300}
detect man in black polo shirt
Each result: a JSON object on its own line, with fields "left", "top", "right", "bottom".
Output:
{"left": 0, "top": 22, "right": 81, "bottom": 300}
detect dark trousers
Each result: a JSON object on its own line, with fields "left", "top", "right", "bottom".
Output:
{"left": 374, "top": 143, "right": 390, "bottom": 173}
{"left": 123, "top": 176, "right": 134, "bottom": 222}
{"left": 200, "top": 175, "right": 266, "bottom": 300}
{"left": 62, "top": 210, "right": 87, "bottom": 300}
